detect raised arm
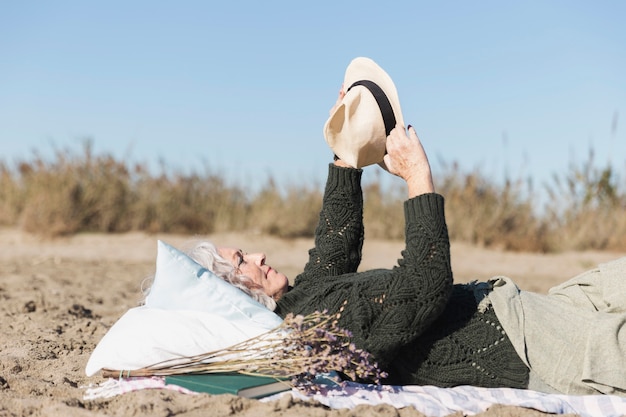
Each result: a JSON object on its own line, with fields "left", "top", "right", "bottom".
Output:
{"left": 296, "top": 162, "right": 364, "bottom": 281}
{"left": 363, "top": 192, "right": 452, "bottom": 365}
{"left": 357, "top": 125, "right": 452, "bottom": 361}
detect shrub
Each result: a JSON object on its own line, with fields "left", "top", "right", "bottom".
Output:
{"left": 2, "top": 142, "right": 626, "bottom": 253}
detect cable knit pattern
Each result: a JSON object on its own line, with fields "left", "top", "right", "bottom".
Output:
{"left": 275, "top": 163, "right": 529, "bottom": 388}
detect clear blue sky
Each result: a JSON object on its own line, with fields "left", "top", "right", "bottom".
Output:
{"left": 2, "top": 1, "right": 625, "bottom": 195}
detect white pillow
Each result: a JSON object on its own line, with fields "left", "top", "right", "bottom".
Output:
{"left": 85, "top": 240, "right": 283, "bottom": 377}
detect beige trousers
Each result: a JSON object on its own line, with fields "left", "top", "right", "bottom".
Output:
{"left": 487, "top": 257, "right": 626, "bottom": 396}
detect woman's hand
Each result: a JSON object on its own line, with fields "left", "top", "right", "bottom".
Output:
{"left": 383, "top": 125, "right": 435, "bottom": 198}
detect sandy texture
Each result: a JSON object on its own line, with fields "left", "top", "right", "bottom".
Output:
{"left": 1, "top": 227, "right": 622, "bottom": 417}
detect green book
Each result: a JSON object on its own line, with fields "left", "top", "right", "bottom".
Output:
{"left": 164, "top": 373, "right": 291, "bottom": 399}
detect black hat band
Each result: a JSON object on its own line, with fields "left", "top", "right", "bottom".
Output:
{"left": 347, "top": 80, "right": 397, "bottom": 136}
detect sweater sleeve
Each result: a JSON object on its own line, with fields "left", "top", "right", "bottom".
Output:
{"left": 363, "top": 194, "right": 453, "bottom": 365}
{"left": 296, "top": 163, "right": 364, "bottom": 282}
{"left": 277, "top": 191, "right": 454, "bottom": 368}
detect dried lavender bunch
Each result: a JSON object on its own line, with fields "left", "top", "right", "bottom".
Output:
{"left": 279, "top": 311, "right": 387, "bottom": 386}
{"left": 101, "top": 310, "right": 387, "bottom": 385}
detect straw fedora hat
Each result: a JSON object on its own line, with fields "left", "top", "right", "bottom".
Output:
{"left": 324, "top": 57, "right": 404, "bottom": 169}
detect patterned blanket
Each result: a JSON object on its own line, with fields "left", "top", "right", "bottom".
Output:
{"left": 84, "top": 377, "right": 626, "bottom": 417}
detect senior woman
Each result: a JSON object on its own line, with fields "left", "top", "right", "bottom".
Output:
{"left": 184, "top": 58, "right": 626, "bottom": 396}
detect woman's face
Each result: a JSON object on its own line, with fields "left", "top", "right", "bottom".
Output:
{"left": 218, "top": 247, "right": 289, "bottom": 300}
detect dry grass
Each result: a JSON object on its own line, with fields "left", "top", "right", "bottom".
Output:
{"left": 439, "top": 161, "right": 550, "bottom": 252}
{"left": 1, "top": 141, "right": 626, "bottom": 253}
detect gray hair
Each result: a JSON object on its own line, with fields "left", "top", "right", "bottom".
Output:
{"left": 185, "top": 240, "right": 277, "bottom": 311}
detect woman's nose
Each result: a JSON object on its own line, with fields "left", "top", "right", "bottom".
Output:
{"left": 248, "top": 253, "right": 266, "bottom": 266}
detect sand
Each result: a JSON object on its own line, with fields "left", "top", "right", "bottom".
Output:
{"left": 1, "top": 227, "right": 622, "bottom": 417}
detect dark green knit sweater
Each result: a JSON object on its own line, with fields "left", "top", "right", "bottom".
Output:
{"left": 275, "top": 164, "right": 529, "bottom": 388}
